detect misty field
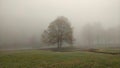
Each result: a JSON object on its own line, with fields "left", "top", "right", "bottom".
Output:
{"left": 0, "top": 50, "right": 120, "bottom": 68}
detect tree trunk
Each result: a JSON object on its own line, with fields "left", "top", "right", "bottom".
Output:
{"left": 59, "top": 40, "right": 62, "bottom": 49}
{"left": 57, "top": 41, "right": 60, "bottom": 49}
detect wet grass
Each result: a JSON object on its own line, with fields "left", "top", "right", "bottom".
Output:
{"left": 0, "top": 50, "right": 120, "bottom": 68}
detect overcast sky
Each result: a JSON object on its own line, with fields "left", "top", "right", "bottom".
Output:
{"left": 0, "top": 0, "right": 120, "bottom": 45}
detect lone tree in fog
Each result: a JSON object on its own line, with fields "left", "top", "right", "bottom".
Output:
{"left": 41, "top": 16, "right": 73, "bottom": 49}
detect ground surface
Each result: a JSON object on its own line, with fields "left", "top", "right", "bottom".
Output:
{"left": 0, "top": 49, "right": 120, "bottom": 68}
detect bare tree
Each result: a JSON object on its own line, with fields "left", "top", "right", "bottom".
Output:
{"left": 81, "top": 23, "right": 104, "bottom": 47}
{"left": 41, "top": 16, "right": 73, "bottom": 49}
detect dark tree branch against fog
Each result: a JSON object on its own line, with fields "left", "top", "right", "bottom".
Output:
{"left": 41, "top": 16, "right": 73, "bottom": 49}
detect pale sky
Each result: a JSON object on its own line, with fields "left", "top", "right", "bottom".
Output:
{"left": 0, "top": 0, "right": 120, "bottom": 45}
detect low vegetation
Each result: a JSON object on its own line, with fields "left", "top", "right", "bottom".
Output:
{"left": 0, "top": 49, "right": 120, "bottom": 68}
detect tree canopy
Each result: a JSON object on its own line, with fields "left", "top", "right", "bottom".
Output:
{"left": 41, "top": 16, "right": 73, "bottom": 48}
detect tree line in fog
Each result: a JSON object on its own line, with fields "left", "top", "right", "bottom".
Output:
{"left": 80, "top": 23, "right": 120, "bottom": 47}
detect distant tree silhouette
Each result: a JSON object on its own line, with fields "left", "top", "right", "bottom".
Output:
{"left": 41, "top": 16, "right": 73, "bottom": 49}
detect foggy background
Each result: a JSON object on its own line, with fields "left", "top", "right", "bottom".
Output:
{"left": 0, "top": 0, "right": 120, "bottom": 50}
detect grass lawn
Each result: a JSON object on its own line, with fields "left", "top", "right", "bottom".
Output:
{"left": 97, "top": 48, "right": 120, "bottom": 53}
{"left": 0, "top": 50, "right": 120, "bottom": 68}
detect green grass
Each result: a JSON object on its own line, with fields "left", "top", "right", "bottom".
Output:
{"left": 97, "top": 48, "right": 120, "bottom": 53}
{"left": 0, "top": 50, "right": 120, "bottom": 68}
